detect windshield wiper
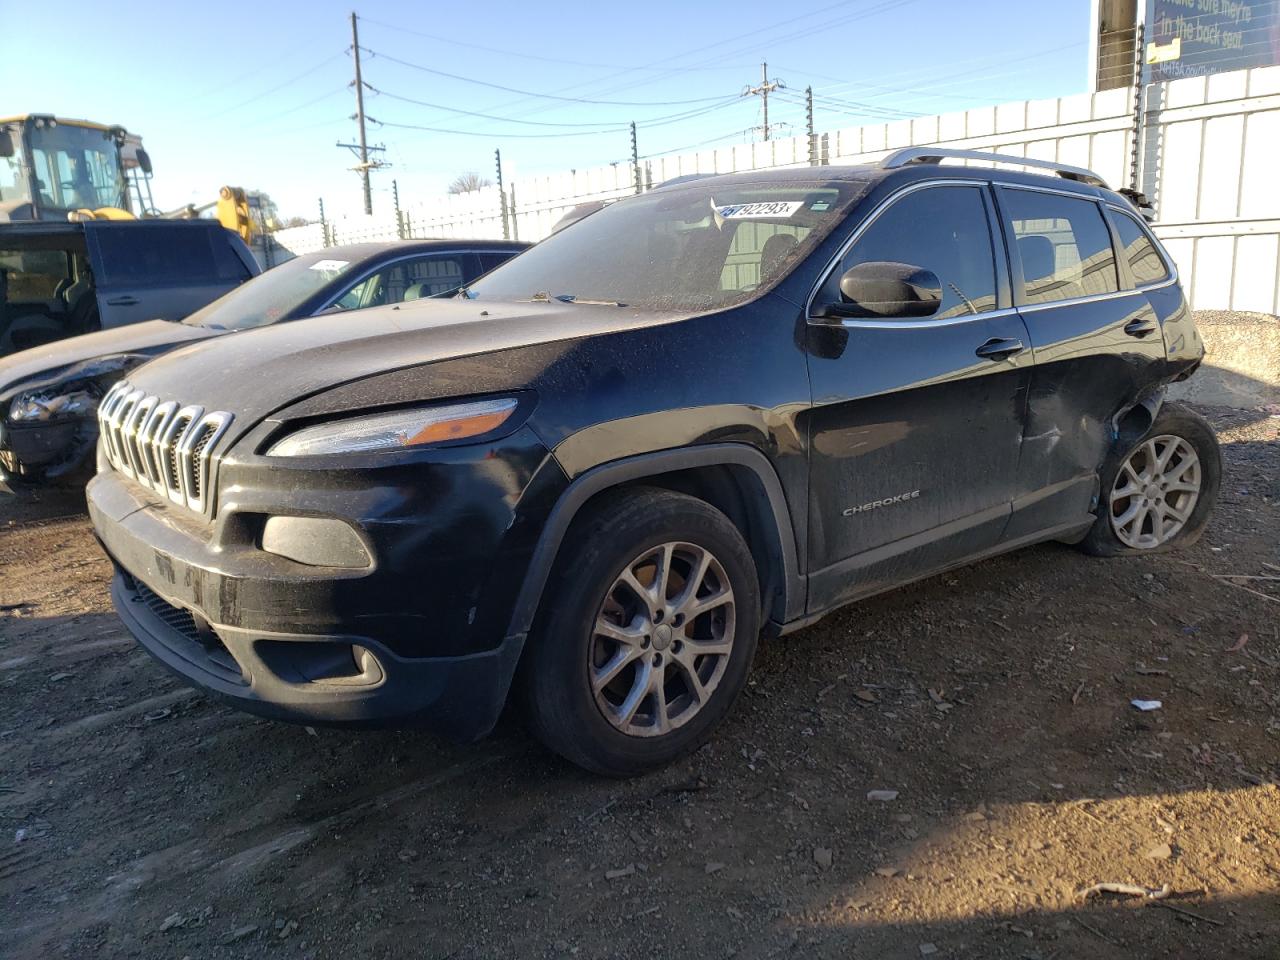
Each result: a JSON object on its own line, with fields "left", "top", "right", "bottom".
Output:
{"left": 531, "top": 291, "right": 627, "bottom": 307}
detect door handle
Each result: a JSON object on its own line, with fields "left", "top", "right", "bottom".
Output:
{"left": 975, "top": 337, "right": 1025, "bottom": 361}
{"left": 1124, "top": 317, "right": 1159, "bottom": 337}
{"left": 105, "top": 296, "right": 139, "bottom": 307}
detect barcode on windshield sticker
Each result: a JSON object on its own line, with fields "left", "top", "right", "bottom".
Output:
{"left": 309, "top": 259, "right": 349, "bottom": 271}
{"left": 717, "top": 201, "right": 804, "bottom": 219}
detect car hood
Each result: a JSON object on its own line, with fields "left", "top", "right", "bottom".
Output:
{"left": 0, "top": 320, "right": 216, "bottom": 400}
{"left": 122, "top": 298, "right": 680, "bottom": 429}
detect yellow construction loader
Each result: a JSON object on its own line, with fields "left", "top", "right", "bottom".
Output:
{"left": 0, "top": 114, "right": 260, "bottom": 242}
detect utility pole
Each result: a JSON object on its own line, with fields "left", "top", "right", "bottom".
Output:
{"left": 805, "top": 86, "right": 816, "bottom": 166}
{"left": 350, "top": 12, "right": 372, "bottom": 214}
{"left": 743, "top": 62, "right": 784, "bottom": 141}
{"left": 495, "top": 148, "right": 509, "bottom": 240}
{"left": 630, "top": 121, "right": 641, "bottom": 194}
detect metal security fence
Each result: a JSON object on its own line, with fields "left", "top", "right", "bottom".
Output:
{"left": 271, "top": 64, "right": 1280, "bottom": 314}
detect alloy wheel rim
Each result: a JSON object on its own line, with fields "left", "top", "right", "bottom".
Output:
{"left": 589, "top": 541, "right": 736, "bottom": 738}
{"left": 1109, "top": 434, "right": 1201, "bottom": 549}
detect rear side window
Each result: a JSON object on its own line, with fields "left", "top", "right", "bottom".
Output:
{"left": 1003, "top": 190, "right": 1118, "bottom": 305}
{"left": 478, "top": 251, "right": 516, "bottom": 274}
{"left": 1110, "top": 209, "right": 1169, "bottom": 287}
{"left": 401, "top": 254, "right": 465, "bottom": 299}
{"left": 94, "top": 226, "right": 237, "bottom": 287}
{"left": 820, "top": 184, "right": 997, "bottom": 319}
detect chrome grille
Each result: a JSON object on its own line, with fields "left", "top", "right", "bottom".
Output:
{"left": 98, "top": 380, "right": 233, "bottom": 516}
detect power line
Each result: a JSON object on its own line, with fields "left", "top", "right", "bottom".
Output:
{"left": 396, "top": 0, "right": 876, "bottom": 131}
{"left": 242, "top": 87, "right": 349, "bottom": 128}
{"left": 780, "top": 40, "right": 1087, "bottom": 106}
{"left": 199, "top": 51, "right": 348, "bottom": 120}
{"left": 355, "top": 16, "right": 750, "bottom": 73}
{"left": 366, "top": 86, "right": 633, "bottom": 128}
{"left": 638, "top": 127, "right": 762, "bottom": 160}
{"left": 359, "top": 47, "right": 737, "bottom": 106}
{"left": 366, "top": 84, "right": 742, "bottom": 130}
{"left": 366, "top": 95, "right": 747, "bottom": 141}
{"left": 368, "top": 118, "right": 632, "bottom": 139}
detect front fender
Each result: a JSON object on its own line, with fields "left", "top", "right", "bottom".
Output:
{"left": 504, "top": 443, "right": 806, "bottom": 640}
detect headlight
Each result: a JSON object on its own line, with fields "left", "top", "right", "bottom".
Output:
{"left": 266, "top": 397, "right": 519, "bottom": 457}
{"left": 9, "top": 388, "right": 100, "bottom": 423}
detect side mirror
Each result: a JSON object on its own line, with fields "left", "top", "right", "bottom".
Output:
{"left": 135, "top": 148, "right": 152, "bottom": 175}
{"left": 0, "top": 130, "right": 14, "bottom": 159}
{"left": 815, "top": 261, "right": 942, "bottom": 320}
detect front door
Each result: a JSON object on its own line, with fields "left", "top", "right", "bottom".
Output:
{"left": 804, "top": 180, "right": 1032, "bottom": 612}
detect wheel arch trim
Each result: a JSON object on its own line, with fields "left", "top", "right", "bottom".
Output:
{"left": 505, "top": 443, "right": 805, "bottom": 639}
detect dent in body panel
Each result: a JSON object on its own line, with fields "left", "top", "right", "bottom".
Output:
{"left": 1007, "top": 291, "right": 1168, "bottom": 538}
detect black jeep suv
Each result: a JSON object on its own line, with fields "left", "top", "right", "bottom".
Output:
{"left": 88, "top": 150, "right": 1219, "bottom": 776}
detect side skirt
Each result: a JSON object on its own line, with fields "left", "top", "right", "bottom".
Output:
{"left": 772, "top": 517, "right": 1094, "bottom": 637}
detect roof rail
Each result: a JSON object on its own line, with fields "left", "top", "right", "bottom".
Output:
{"left": 879, "top": 147, "right": 1109, "bottom": 188}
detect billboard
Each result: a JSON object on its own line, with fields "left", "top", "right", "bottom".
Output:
{"left": 1147, "top": 0, "right": 1280, "bottom": 81}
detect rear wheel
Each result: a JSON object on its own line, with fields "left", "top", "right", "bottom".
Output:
{"left": 1079, "top": 402, "right": 1221, "bottom": 557}
{"left": 522, "top": 487, "right": 760, "bottom": 777}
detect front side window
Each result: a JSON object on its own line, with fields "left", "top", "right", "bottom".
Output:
{"left": 1004, "top": 189, "right": 1118, "bottom": 305}
{"left": 469, "top": 181, "right": 866, "bottom": 312}
{"left": 1110, "top": 209, "right": 1169, "bottom": 287}
{"left": 818, "top": 184, "right": 998, "bottom": 319}
{"left": 332, "top": 254, "right": 468, "bottom": 312}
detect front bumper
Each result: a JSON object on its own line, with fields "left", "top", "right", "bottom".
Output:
{"left": 0, "top": 415, "right": 97, "bottom": 483}
{"left": 86, "top": 425, "right": 566, "bottom": 739}
{"left": 108, "top": 567, "right": 524, "bottom": 738}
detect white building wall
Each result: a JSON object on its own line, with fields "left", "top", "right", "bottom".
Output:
{"left": 272, "top": 65, "right": 1280, "bottom": 313}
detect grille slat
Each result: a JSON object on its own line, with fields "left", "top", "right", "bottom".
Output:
{"left": 97, "top": 381, "right": 233, "bottom": 518}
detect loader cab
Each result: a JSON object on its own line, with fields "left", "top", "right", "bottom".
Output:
{"left": 0, "top": 115, "right": 131, "bottom": 222}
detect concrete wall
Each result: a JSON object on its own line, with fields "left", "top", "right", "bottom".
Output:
{"left": 272, "top": 65, "right": 1280, "bottom": 317}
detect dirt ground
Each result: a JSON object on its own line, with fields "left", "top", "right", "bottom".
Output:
{"left": 1, "top": 404, "right": 1277, "bottom": 960}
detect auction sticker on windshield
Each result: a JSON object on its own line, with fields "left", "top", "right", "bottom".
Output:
{"left": 717, "top": 201, "right": 804, "bottom": 219}
{"left": 309, "top": 259, "right": 350, "bottom": 272}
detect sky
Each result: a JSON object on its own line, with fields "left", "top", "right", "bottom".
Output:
{"left": 2, "top": 0, "right": 1092, "bottom": 221}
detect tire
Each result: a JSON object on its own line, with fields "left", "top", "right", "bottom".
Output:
{"left": 521, "top": 486, "right": 761, "bottom": 777}
{"left": 1079, "top": 401, "right": 1221, "bottom": 557}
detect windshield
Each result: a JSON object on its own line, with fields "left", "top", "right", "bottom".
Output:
{"left": 26, "top": 123, "right": 128, "bottom": 213}
{"left": 468, "top": 180, "right": 866, "bottom": 312}
{"left": 183, "top": 254, "right": 361, "bottom": 330}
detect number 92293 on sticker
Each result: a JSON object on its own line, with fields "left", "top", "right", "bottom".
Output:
{"left": 716, "top": 200, "right": 805, "bottom": 219}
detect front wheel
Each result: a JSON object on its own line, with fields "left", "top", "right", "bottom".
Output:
{"left": 521, "top": 487, "right": 760, "bottom": 777}
{"left": 1079, "top": 401, "right": 1221, "bottom": 557}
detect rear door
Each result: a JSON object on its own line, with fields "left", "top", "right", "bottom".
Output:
{"left": 86, "top": 223, "right": 253, "bottom": 328}
{"left": 996, "top": 185, "right": 1168, "bottom": 539}
{"left": 804, "top": 180, "right": 1034, "bottom": 611}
